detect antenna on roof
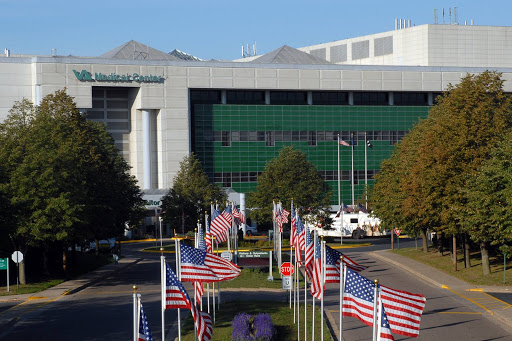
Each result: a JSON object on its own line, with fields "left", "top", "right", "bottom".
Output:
{"left": 253, "top": 42, "right": 257, "bottom": 56}
{"left": 454, "top": 7, "right": 458, "bottom": 24}
{"left": 434, "top": 9, "right": 438, "bottom": 24}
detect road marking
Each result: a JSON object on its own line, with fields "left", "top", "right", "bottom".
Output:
{"left": 442, "top": 285, "right": 512, "bottom": 315}
{"left": 442, "top": 285, "right": 492, "bottom": 314}
{"left": 28, "top": 296, "right": 48, "bottom": 300}
{"left": 438, "top": 311, "right": 483, "bottom": 315}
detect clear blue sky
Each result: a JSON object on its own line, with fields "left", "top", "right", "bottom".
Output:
{"left": 2, "top": 0, "right": 510, "bottom": 61}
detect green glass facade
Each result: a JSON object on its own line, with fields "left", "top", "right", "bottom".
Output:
{"left": 193, "top": 103, "right": 430, "bottom": 204}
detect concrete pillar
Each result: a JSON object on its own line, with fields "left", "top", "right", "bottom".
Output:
{"left": 35, "top": 84, "right": 42, "bottom": 106}
{"left": 142, "top": 109, "right": 152, "bottom": 189}
{"left": 221, "top": 90, "right": 227, "bottom": 104}
{"left": 389, "top": 92, "right": 394, "bottom": 106}
{"left": 240, "top": 193, "right": 246, "bottom": 234}
{"left": 265, "top": 91, "right": 271, "bottom": 104}
{"left": 307, "top": 91, "right": 313, "bottom": 105}
{"left": 348, "top": 92, "right": 354, "bottom": 105}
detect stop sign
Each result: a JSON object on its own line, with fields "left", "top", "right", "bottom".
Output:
{"left": 280, "top": 262, "right": 294, "bottom": 276}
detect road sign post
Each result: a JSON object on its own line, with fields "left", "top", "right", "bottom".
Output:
{"left": 282, "top": 275, "right": 292, "bottom": 290}
{"left": 11, "top": 251, "right": 23, "bottom": 290}
{"left": 0, "top": 258, "right": 8, "bottom": 292}
{"left": 394, "top": 229, "right": 402, "bottom": 249}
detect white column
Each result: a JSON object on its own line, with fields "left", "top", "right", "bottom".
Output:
{"left": 35, "top": 85, "right": 42, "bottom": 106}
{"left": 240, "top": 193, "right": 246, "bottom": 234}
{"left": 142, "top": 109, "right": 152, "bottom": 189}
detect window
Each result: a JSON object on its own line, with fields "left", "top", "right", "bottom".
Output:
{"left": 221, "top": 131, "right": 230, "bottom": 146}
{"left": 265, "top": 131, "right": 275, "bottom": 146}
{"left": 270, "top": 91, "right": 307, "bottom": 105}
{"left": 308, "top": 131, "right": 317, "bottom": 146}
{"left": 226, "top": 90, "right": 265, "bottom": 104}
{"left": 353, "top": 92, "right": 388, "bottom": 105}
{"left": 394, "top": 92, "right": 429, "bottom": 106}
{"left": 190, "top": 90, "right": 222, "bottom": 104}
{"left": 312, "top": 92, "right": 349, "bottom": 105}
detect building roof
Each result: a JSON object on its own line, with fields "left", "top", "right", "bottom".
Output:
{"left": 99, "top": 40, "right": 181, "bottom": 61}
{"left": 169, "top": 49, "right": 203, "bottom": 61}
{"left": 252, "top": 45, "right": 332, "bottom": 65}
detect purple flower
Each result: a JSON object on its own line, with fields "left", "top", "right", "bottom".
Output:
{"left": 253, "top": 313, "right": 275, "bottom": 341}
{"left": 232, "top": 313, "right": 252, "bottom": 341}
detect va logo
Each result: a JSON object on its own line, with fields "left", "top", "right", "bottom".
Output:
{"left": 73, "top": 69, "right": 93, "bottom": 81}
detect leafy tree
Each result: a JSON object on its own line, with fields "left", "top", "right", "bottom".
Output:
{"left": 247, "top": 146, "right": 332, "bottom": 225}
{"left": 464, "top": 133, "right": 512, "bottom": 274}
{"left": 161, "top": 154, "right": 226, "bottom": 233}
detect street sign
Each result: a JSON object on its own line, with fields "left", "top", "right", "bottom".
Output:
{"left": 11, "top": 251, "right": 23, "bottom": 264}
{"left": 282, "top": 276, "right": 292, "bottom": 290}
{"left": 394, "top": 229, "right": 402, "bottom": 237}
{"left": 238, "top": 251, "right": 270, "bottom": 258}
{"left": 280, "top": 262, "right": 294, "bottom": 276}
{"left": 220, "top": 251, "right": 233, "bottom": 261}
{"left": 0, "top": 258, "right": 7, "bottom": 270}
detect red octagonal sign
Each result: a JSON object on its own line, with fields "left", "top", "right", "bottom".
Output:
{"left": 280, "top": 262, "right": 294, "bottom": 276}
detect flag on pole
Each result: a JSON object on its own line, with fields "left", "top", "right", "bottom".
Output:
{"left": 342, "top": 268, "right": 394, "bottom": 340}
{"left": 304, "top": 224, "right": 314, "bottom": 279}
{"left": 165, "top": 263, "right": 190, "bottom": 309}
{"left": 164, "top": 263, "right": 213, "bottom": 341}
{"left": 339, "top": 137, "right": 350, "bottom": 146}
{"left": 194, "top": 281, "right": 205, "bottom": 305}
{"left": 324, "top": 245, "right": 367, "bottom": 283}
{"left": 310, "top": 235, "right": 323, "bottom": 299}
{"left": 180, "top": 244, "right": 241, "bottom": 283}
{"left": 198, "top": 226, "right": 207, "bottom": 252}
{"left": 222, "top": 205, "right": 233, "bottom": 224}
{"left": 380, "top": 285, "right": 426, "bottom": 338}
{"left": 280, "top": 208, "right": 290, "bottom": 224}
{"left": 290, "top": 204, "right": 296, "bottom": 247}
{"left": 232, "top": 205, "right": 242, "bottom": 225}
{"left": 138, "top": 300, "right": 153, "bottom": 341}
{"left": 210, "top": 207, "right": 230, "bottom": 243}
{"left": 205, "top": 219, "right": 213, "bottom": 254}
{"left": 295, "top": 214, "right": 305, "bottom": 264}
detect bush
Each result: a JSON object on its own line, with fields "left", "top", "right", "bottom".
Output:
{"left": 232, "top": 312, "right": 275, "bottom": 341}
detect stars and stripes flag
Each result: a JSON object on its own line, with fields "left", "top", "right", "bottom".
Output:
{"left": 232, "top": 205, "right": 242, "bottom": 225}
{"left": 290, "top": 204, "right": 296, "bottom": 247}
{"left": 210, "top": 207, "right": 230, "bottom": 243}
{"left": 195, "top": 227, "right": 207, "bottom": 303}
{"left": 138, "top": 300, "right": 153, "bottom": 341}
{"left": 324, "top": 245, "right": 367, "bottom": 284}
{"left": 222, "top": 205, "right": 233, "bottom": 224}
{"left": 310, "top": 234, "right": 323, "bottom": 300}
{"left": 294, "top": 214, "right": 305, "bottom": 264}
{"left": 379, "top": 285, "right": 426, "bottom": 338}
{"left": 205, "top": 219, "right": 213, "bottom": 254}
{"left": 275, "top": 203, "right": 284, "bottom": 232}
{"left": 164, "top": 263, "right": 213, "bottom": 341}
{"left": 180, "top": 244, "right": 241, "bottom": 283}
{"left": 198, "top": 225, "right": 207, "bottom": 252}
{"left": 339, "top": 136, "right": 350, "bottom": 146}
{"left": 304, "top": 223, "right": 314, "bottom": 280}
{"left": 342, "top": 268, "right": 394, "bottom": 340}
{"left": 165, "top": 262, "right": 189, "bottom": 309}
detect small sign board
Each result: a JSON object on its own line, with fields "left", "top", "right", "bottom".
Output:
{"left": 11, "top": 251, "right": 23, "bottom": 264}
{"left": 394, "top": 229, "right": 402, "bottom": 237}
{"left": 280, "top": 262, "right": 294, "bottom": 277}
{"left": 282, "top": 276, "right": 292, "bottom": 290}
{"left": 221, "top": 251, "right": 233, "bottom": 261}
{"left": 0, "top": 258, "right": 7, "bottom": 270}
{"left": 238, "top": 251, "right": 270, "bottom": 258}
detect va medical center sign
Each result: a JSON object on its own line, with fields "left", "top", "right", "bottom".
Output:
{"left": 73, "top": 69, "right": 164, "bottom": 83}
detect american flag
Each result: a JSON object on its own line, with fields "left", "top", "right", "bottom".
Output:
{"left": 380, "top": 285, "right": 426, "bottom": 338}
{"left": 210, "top": 208, "right": 230, "bottom": 243}
{"left": 275, "top": 203, "right": 284, "bottom": 232}
{"left": 290, "top": 204, "right": 296, "bottom": 247}
{"left": 194, "top": 281, "right": 204, "bottom": 305}
{"left": 205, "top": 219, "right": 213, "bottom": 254}
{"left": 164, "top": 263, "right": 213, "bottom": 341}
{"left": 198, "top": 226, "right": 207, "bottom": 251}
{"left": 195, "top": 226, "right": 207, "bottom": 304}
{"left": 324, "top": 245, "right": 367, "bottom": 284}
{"left": 339, "top": 137, "right": 350, "bottom": 146}
{"left": 138, "top": 301, "right": 153, "bottom": 341}
{"left": 180, "top": 244, "right": 241, "bottom": 283}
{"left": 304, "top": 223, "right": 314, "bottom": 280}
{"left": 280, "top": 208, "right": 290, "bottom": 224}
{"left": 232, "top": 205, "right": 242, "bottom": 225}
{"left": 165, "top": 263, "right": 189, "bottom": 309}
{"left": 222, "top": 205, "right": 233, "bottom": 224}
{"left": 294, "top": 215, "right": 305, "bottom": 264}
{"left": 342, "top": 268, "right": 394, "bottom": 340}
{"left": 310, "top": 235, "right": 323, "bottom": 300}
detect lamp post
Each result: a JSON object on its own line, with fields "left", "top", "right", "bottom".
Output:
{"left": 364, "top": 132, "right": 372, "bottom": 209}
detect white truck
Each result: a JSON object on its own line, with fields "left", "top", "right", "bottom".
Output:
{"left": 311, "top": 212, "right": 385, "bottom": 239}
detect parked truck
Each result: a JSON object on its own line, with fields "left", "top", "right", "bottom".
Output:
{"left": 311, "top": 212, "right": 385, "bottom": 239}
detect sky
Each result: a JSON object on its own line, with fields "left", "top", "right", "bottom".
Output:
{"left": 2, "top": 1, "right": 511, "bottom": 61}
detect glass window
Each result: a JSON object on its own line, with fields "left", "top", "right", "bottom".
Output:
{"left": 270, "top": 91, "right": 307, "bottom": 105}
{"left": 222, "top": 131, "right": 230, "bottom": 146}
{"left": 353, "top": 92, "right": 388, "bottom": 105}
{"left": 308, "top": 131, "right": 317, "bottom": 146}
{"left": 394, "top": 92, "right": 429, "bottom": 106}
{"left": 265, "top": 131, "right": 275, "bottom": 147}
{"left": 226, "top": 90, "right": 265, "bottom": 104}
{"left": 312, "top": 92, "right": 349, "bottom": 105}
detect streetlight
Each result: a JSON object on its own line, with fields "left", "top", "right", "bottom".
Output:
{"left": 364, "top": 132, "right": 373, "bottom": 209}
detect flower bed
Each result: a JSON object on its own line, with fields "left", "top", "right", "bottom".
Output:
{"left": 232, "top": 312, "right": 276, "bottom": 341}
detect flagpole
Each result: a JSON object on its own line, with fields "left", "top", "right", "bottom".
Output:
{"left": 337, "top": 133, "right": 341, "bottom": 206}
{"left": 161, "top": 248, "right": 166, "bottom": 341}
{"left": 217, "top": 238, "right": 221, "bottom": 311}
{"left": 205, "top": 213, "right": 210, "bottom": 315}
{"left": 304, "top": 268, "right": 307, "bottom": 341}
{"left": 351, "top": 132, "right": 355, "bottom": 208}
{"left": 364, "top": 131, "right": 368, "bottom": 209}
{"left": 372, "top": 279, "right": 379, "bottom": 341}
{"left": 297, "top": 259, "right": 300, "bottom": 341}
{"left": 175, "top": 238, "right": 181, "bottom": 341}
{"left": 321, "top": 238, "right": 325, "bottom": 341}
{"left": 377, "top": 288, "right": 383, "bottom": 341}
{"left": 133, "top": 285, "right": 138, "bottom": 341}
{"left": 312, "top": 228, "right": 317, "bottom": 341}
{"left": 339, "top": 256, "right": 344, "bottom": 341}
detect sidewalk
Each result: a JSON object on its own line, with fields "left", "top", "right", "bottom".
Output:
{"left": 0, "top": 257, "right": 141, "bottom": 331}
{"left": 371, "top": 250, "right": 512, "bottom": 333}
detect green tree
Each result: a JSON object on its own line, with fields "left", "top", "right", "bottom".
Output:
{"left": 247, "top": 146, "right": 331, "bottom": 225}
{"left": 161, "top": 153, "right": 226, "bottom": 233}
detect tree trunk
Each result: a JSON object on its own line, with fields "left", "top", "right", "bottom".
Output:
{"left": 62, "top": 248, "right": 68, "bottom": 278}
{"left": 437, "top": 233, "right": 444, "bottom": 256}
{"left": 464, "top": 234, "right": 471, "bottom": 269}
{"left": 481, "top": 241, "right": 491, "bottom": 276}
{"left": 95, "top": 238, "right": 99, "bottom": 256}
{"left": 421, "top": 229, "right": 428, "bottom": 253}
{"left": 19, "top": 259, "right": 26, "bottom": 285}
{"left": 390, "top": 230, "right": 394, "bottom": 250}
{"left": 42, "top": 247, "right": 50, "bottom": 277}
{"left": 452, "top": 234, "right": 457, "bottom": 271}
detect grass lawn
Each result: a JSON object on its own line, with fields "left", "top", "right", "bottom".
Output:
{"left": 391, "top": 246, "right": 512, "bottom": 286}
{"left": 180, "top": 300, "right": 332, "bottom": 341}
{"left": 0, "top": 253, "right": 112, "bottom": 296}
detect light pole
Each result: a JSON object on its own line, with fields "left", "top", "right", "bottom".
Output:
{"left": 364, "top": 132, "right": 372, "bottom": 209}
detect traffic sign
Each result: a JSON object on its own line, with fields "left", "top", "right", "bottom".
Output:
{"left": 11, "top": 251, "right": 23, "bottom": 264}
{"left": 280, "top": 262, "right": 294, "bottom": 276}
{"left": 282, "top": 276, "right": 292, "bottom": 290}
{"left": 394, "top": 229, "right": 402, "bottom": 237}
{"left": 221, "top": 251, "right": 233, "bottom": 261}
{"left": 0, "top": 258, "right": 7, "bottom": 270}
